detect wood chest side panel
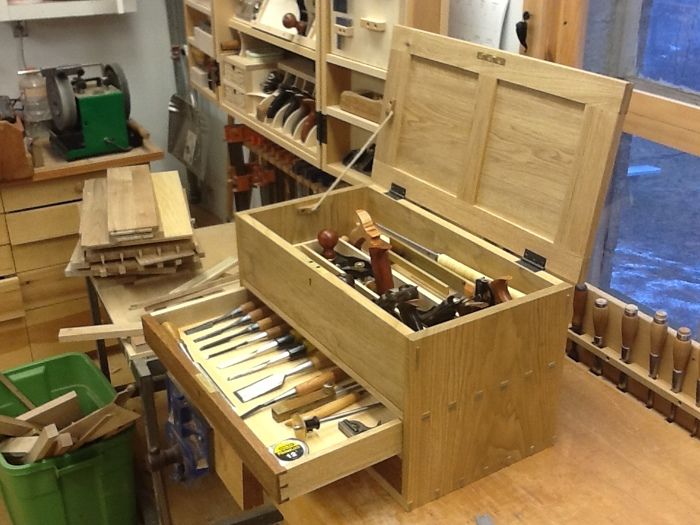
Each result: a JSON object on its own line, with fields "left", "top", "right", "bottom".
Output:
{"left": 403, "top": 283, "right": 571, "bottom": 507}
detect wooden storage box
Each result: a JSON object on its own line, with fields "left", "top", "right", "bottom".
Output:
{"left": 222, "top": 54, "right": 280, "bottom": 94}
{"left": 145, "top": 27, "right": 631, "bottom": 511}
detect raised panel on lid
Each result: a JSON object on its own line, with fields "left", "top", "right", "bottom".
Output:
{"left": 374, "top": 26, "right": 632, "bottom": 283}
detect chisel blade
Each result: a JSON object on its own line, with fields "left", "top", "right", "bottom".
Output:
{"left": 236, "top": 373, "right": 287, "bottom": 403}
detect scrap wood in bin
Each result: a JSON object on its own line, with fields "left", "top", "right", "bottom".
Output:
{"left": 66, "top": 166, "right": 204, "bottom": 279}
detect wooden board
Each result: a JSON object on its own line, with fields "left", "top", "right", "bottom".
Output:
{"left": 0, "top": 277, "right": 24, "bottom": 323}
{"left": 0, "top": 415, "right": 37, "bottom": 437}
{"left": 12, "top": 235, "right": 78, "bottom": 273}
{"left": 79, "top": 178, "right": 110, "bottom": 248}
{"left": 373, "top": 26, "right": 632, "bottom": 283}
{"left": 17, "top": 391, "right": 81, "bottom": 428}
{"left": 19, "top": 264, "right": 87, "bottom": 310}
{"left": 151, "top": 171, "right": 193, "bottom": 240}
{"left": 0, "top": 244, "right": 14, "bottom": 277}
{"left": 5, "top": 201, "right": 81, "bottom": 246}
{"left": 106, "top": 165, "right": 159, "bottom": 236}
{"left": 0, "top": 214, "right": 8, "bottom": 246}
{"left": 58, "top": 323, "right": 143, "bottom": 342}
{"left": 84, "top": 239, "right": 197, "bottom": 264}
{"left": 21, "top": 424, "right": 59, "bottom": 463}
{"left": 0, "top": 436, "right": 39, "bottom": 455}
{"left": 0, "top": 318, "right": 31, "bottom": 370}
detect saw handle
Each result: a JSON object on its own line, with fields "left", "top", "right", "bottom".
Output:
{"left": 295, "top": 367, "right": 347, "bottom": 396}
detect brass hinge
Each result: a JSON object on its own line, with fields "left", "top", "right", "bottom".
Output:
{"left": 386, "top": 183, "right": 406, "bottom": 200}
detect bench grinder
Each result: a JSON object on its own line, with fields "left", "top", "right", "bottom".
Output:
{"left": 42, "top": 63, "right": 132, "bottom": 160}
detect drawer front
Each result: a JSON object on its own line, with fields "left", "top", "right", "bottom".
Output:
{"left": 13, "top": 235, "right": 78, "bottom": 273}
{"left": 0, "top": 318, "right": 31, "bottom": 370}
{"left": 26, "top": 297, "right": 94, "bottom": 360}
{"left": 19, "top": 264, "right": 87, "bottom": 310}
{"left": 1, "top": 173, "right": 100, "bottom": 212}
{"left": 0, "top": 276, "right": 24, "bottom": 323}
{"left": 6, "top": 202, "right": 80, "bottom": 246}
{"left": 0, "top": 244, "right": 14, "bottom": 276}
{"left": 142, "top": 291, "right": 402, "bottom": 505}
{"left": 0, "top": 213, "right": 8, "bottom": 245}
{"left": 213, "top": 432, "right": 264, "bottom": 510}
{"left": 223, "top": 62, "right": 246, "bottom": 87}
{"left": 224, "top": 84, "right": 246, "bottom": 110}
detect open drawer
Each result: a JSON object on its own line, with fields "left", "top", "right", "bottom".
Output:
{"left": 142, "top": 286, "right": 402, "bottom": 504}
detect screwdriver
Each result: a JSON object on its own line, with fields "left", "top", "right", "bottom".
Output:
{"left": 227, "top": 342, "right": 311, "bottom": 381}
{"left": 667, "top": 327, "right": 692, "bottom": 424}
{"left": 235, "top": 353, "right": 333, "bottom": 403}
{"left": 206, "top": 324, "right": 289, "bottom": 360}
{"left": 590, "top": 298, "right": 609, "bottom": 376}
{"left": 216, "top": 331, "right": 297, "bottom": 369}
{"left": 646, "top": 310, "right": 668, "bottom": 409}
{"left": 194, "top": 307, "right": 270, "bottom": 342}
{"left": 566, "top": 284, "right": 588, "bottom": 362}
{"left": 239, "top": 366, "right": 346, "bottom": 419}
{"left": 184, "top": 300, "right": 258, "bottom": 335}
{"left": 618, "top": 304, "right": 639, "bottom": 392}
{"left": 200, "top": 315, "right": 281, "bottom": 351}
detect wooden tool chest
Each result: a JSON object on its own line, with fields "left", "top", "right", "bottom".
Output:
{"left": 144, "top": 27, "right": 631, "bottom": 510}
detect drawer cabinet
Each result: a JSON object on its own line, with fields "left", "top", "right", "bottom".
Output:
{"left": 12, "top": 235, "right": 78, "bottom": 274}
{"left": 25, "top": 297, "right": 94, "bottom": 360}
{"left": 0, "top": 318, "right": 31, "bottom": 370}
{"left": 0, "top": 173, "right": 97, "bottom": 212}
{"left": 5, "top": 201, "right": 80, "bottom": 246}
{"left": 0, "top": 244, "right": 14, "bottom": 276}
{"left": 18, "top": 263, "right": 87, "bottom": 311}
{"left": 143, "top": 286, "right": 402, "bottom": 505}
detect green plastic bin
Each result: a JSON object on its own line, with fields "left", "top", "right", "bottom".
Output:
{"left": 0, "top": 353, "right": 136, "bottom": 525}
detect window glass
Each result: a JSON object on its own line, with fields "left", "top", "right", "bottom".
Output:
{"left": 639, "top": 0, "right": 700, "bottom": 92}
{"left": 593, "top": 135, "right": 700, "bottom": 333}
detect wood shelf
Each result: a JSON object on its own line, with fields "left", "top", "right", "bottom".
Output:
{"left": 0, "top": 0, "right": 136, "bottom": 21}
{"left": 222, "top": 102, "right": 320, "bottom": 167}
{"left": 326, "top": 54, "right": 387, "bottom": 80}
{"left": 187, "top": 36, "right": 215, "bottom": 59}
{"left": 191, "top": 80, "right": 219, "bottom": 104}
{"left": 326, "top": 106, "right": 379, "bottom": 133}
{"left": 185, "top": 0, "right": 211, "bottom": 17}
{"left": 228, "top": 17, "right": 316, "bottom": 60}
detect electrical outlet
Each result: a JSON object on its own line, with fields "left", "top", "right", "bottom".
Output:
{"left": 12, "top": 21, "right": 28, "bottom": 38}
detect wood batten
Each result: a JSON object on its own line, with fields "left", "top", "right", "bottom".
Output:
{"left": 374, "top": 26, "right": 632, "bottom": 283}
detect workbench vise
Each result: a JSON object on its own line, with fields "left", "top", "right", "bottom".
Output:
{"left": 41, "top": 63, "right": 134, "bottom": 160}
{"left": 149, "top": 380, "right": 211, "bottom": 482}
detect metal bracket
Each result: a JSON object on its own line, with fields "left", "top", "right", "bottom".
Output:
{"left": 386, "top": 183, "right": 406, "bottom": 200}
{"left": 316, "top": 112, "right": 327, "bottom": 144}
{"left": 518, "top": 249, "right": 546, "bottom": 272}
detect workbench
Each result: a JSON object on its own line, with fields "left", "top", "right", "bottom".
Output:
{"left": 0, "top": 138, "right": 163, "bottom": 369}
{"left": 89, "top": 223, "right": 700, "bottom": 524}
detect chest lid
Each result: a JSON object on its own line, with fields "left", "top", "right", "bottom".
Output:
{"left": 373, "top": 26, "right": 632, "bottom": 284}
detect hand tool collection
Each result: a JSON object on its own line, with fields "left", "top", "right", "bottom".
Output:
{"left": 173, "top": 298, "right": 384, "bottom": 447}
{"left": 313, "top": 209, "right": 523, "bottom": 331}
{"left": 565, "top": 289, "right": 698, "bottom": 435}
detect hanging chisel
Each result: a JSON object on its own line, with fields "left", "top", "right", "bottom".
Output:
{"left": 184, "top": 300, "right": 259, "bottom": 335}
{"left": 227, "top": 342, "right": 312, "bottom": 381}
{"left": 194, "top": 307, "right": 270, "bottom": 342}
{"left": 216, "top": 331, "right": 298, "bottom": 369}
{"left": 200, "top": 314, "right": 281, "bottom": 351}
{"left": 618, "top": 304, "right": 639, "bottom": 392}
{"left": 235, "top": 353, "right": 333, "bottom": 404}
{"left": 271, "top": 380, "right": 358, "bottom": 422}
{"left": 566, "top": 284, "right": 588, "bottom": 362}
{"left": 667, "top": 327, "right": 692, "bottom": 423}
{"left": 239, "top": 366, "right": 347, "bottom": 419}
{"left": 590, "top": 298, "right": 609, "bottom": 376}
{"left": 205, "top": 324, "right": 289, "bottom": 360}
{"left": 646, "top": 310, "right": 669, "bottom": 408}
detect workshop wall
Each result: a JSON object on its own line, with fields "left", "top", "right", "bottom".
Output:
{"left": 0, "top": 2, "right": 180, "bottom": 174}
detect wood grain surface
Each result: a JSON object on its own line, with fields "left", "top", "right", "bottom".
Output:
{"left": 106, "top": 165, "right": 158, "bottom": 236}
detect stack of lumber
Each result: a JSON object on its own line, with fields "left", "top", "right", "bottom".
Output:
{"left": 66, "top": 166, "right": 204, "bottom": 279}
{"left": 0, "top": 378, "right": 139, "bottom": 464}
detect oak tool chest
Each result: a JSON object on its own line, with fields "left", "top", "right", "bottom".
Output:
{"left": 143, "top": 27, "right": 631, "bottom": 511}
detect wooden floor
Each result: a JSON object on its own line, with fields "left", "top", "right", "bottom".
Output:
{"left": 1, "top": 357, "right": 699, "bottom": 524}
{"left": 280, "top": 359, "right": 700, "bottom": 524}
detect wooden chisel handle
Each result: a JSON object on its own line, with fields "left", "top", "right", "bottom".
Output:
{"left": 235, "top": 301, "right": 258, "bottom": 315}
{"left": 295, "top": 367, "right": 348, "bottom": 396}
{"left": 309, "top": 352, "right": 333, "bottom": 370}
{"left": 246, "top": 308, "right": 270, "bottom": 323}
{"left": 285, "top": 391, "right": 363, "bottom": 426}
{"left": 264, "top": 324, "right": 290, "bottom": 339}
{"left": 256, "top": 315, "right": 282, "bottom": 332}
{"left": 671, "top": 327, "right": 692, "bottom": 392}
{"left": 592, "top": 298, "right": 609, "bottom": 347}
{"left": 620, "top": 304, "right": 639, "bottom": 360}
{"left": 436, "top": 254, "right": 525, "bottom": 298}
{"left": 570, "top": 284, "right": 588, "bottom": 333}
